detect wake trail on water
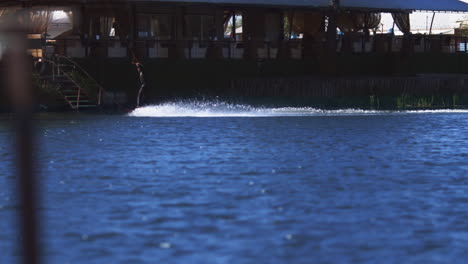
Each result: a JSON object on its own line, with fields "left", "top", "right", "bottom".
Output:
{"left": 128, "top": 101, "right": 468, "bottom": 117}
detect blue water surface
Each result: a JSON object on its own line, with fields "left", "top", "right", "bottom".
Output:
{"left": 1, "top": 108, "right": 468, "bottom": 263}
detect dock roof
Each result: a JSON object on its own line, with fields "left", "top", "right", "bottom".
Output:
{"left": 3, "top": 0, "right": 468, "bottom": 12}
{"left": 0, "top": 0, "right": 331, "bottom": 8}
{"left": 129, "top": 0, "right": 468, "bottom": 12}
{"left": 340, "top": 0, "right": 468, "bottom": 12}
{"left": 134, "top": 0, "right": 331, "bottom": 7}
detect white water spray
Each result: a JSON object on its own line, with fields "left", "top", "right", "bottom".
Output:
{"left": 128, "top": 101, "right": 468, "bottom": 117}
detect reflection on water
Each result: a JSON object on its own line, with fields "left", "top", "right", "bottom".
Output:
{"left": 1, "top": 104, "right": 468, "bottom": 263}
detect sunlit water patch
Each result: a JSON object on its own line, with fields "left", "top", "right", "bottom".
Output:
{"left": 129, "top": 101, "right": 468, "bottom": 117}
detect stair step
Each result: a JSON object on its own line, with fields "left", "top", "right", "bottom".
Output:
{"left": 67, "top": 99, "right": 91, "bottom": 102}
{"left": 69, "top": 98, "right": 92, "bottom": 102}
{"left": 62, "top": 89, "right": 84, "bottom": 92}
{"left": 43, "top": 58, "right": 105, "bottom": 111}
{"left": 61, "top": 88, "right": 80, "bottom": 91}
{"left": 69, "top": 100, "right": 90, "bottom": 103}
{"left": 61, "top": 87, "right": 78, "bottom": 90}
{"left": 55, "top": 81, "right": 74, "bottom": 85}
{"left": 41, "top": 76, "right": 58, "bottom": 81}
{"left": 61, "top": 90, "right": 79, "bottom": 93}
{"left": 65, "top": 95, "right": 89, "bottom": 98}
{"left": 71, "top": 104, "right": 97, "bottom": 108}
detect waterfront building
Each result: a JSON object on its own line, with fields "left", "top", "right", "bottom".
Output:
{"left": 1, "top": 0, "right": 468, "bottom": 59}
{"left": 3, "top": 0, "right": 468, "bottom": 109}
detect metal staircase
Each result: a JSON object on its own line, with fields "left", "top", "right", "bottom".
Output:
{"left": 40, "top": 56, "right": 104, "bottom": 111}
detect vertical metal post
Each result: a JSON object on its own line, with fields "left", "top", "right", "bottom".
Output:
{"left": 288, "top": 11, "right": 294, "bottom": 40}
{"left": 361, "top": 34, "right": 365, "bottom": 53}
{"left": 3, "top": 13, "right": 40, "bottom": 264}
{"left": 52, "top": 59, "right": 55, "bottom": 80}
{"left": 63, "top": 39, "right": 66, "bottom": 57}
{"left": 98, "top": 87, "right": 102, "bottom": 106}
{"left": 57, "top": 58, "right": 61, "bottom": 76}
{"left": 85, "top": 38, "right": 89, "bottom": 57}
{"left": 424, "top": 35, "right": 427, "bottom": 53}
{"left": 77, "top": 88, "right": 81, "bottom": 110}
{"left": 232, "top": 11, "right": 236, "bottom": 41}
{"left": 146, "top": 40, "right": 149, "bottom": 58}
{"left": 267, "top": 41, "right": 271, "bottom": 59}
{"left": 188, "top": 41, "right": 192, "bottom": 59}
{"left": 464, "top": 37, "right": 468, "bottom": 53}
{"left": 429, "top": 12, "right": 436, "bottom": 35}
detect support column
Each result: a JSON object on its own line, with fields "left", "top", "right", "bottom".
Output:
{"left": 278, "top": 10, "right": 293, "bottom": 59}
{"left": 326, "top": 11, "right": 337, "bottom": 53}
{"left": 243, "top": 8, "right": 265, "bottom": 60}
{"left": 207, "top": 7, "right": 224, "bottom": 59}
{"left": 172, "top": 6, "right": 186, "bottom": 59}
{"left": 277, "top": 10, "right": 287, "bottom": 59}
{"left": 71, "top": 5, "right": 83, "bottom": 35}
{"left": 82, "top": 5, "right": 89, "bottom": 56}
{"left": 129, "top": 3, "right": 136, "bottom": 59}
{"left": 323, "top": 0, "right": 339, "bottom": 75}
{"left": 214, "top": 8, "right": 224, "bottom": 40}
{"left": 130, "top": 4, "right": 137, "bottom": 41}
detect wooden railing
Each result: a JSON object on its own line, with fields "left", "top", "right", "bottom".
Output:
{"left": 52, "top": 38, "right": 302, "bottom": 59}
{"left": 48, "top": 34, "right": 468, "bottom": 60}
{"left": 336, "top": 34, "right": 468, "bottom": 54}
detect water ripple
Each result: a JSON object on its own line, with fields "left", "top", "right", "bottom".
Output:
{"left": 2, "top": 110, "right": 468, "bottom": 263}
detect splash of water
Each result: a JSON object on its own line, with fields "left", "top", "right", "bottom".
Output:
{"left": 128, "top": 101, "right": 468, "bottom": 117}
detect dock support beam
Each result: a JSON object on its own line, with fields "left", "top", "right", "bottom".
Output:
{"left": 324, "top": 0, "right": 339, "bottom": 75}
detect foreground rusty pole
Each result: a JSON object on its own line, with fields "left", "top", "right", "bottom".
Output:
{"left": 4, "top": 19, "right": 40, "bottom": 264}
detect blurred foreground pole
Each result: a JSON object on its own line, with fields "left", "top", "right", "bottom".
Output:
{"left": 2, "top": 11, "right": 40, "bottom": 264}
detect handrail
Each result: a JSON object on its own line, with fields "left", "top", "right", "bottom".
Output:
{"left": 54, "top": 55, "right": 124, "bottom": 107}
{"left": 43, "top": 55, "right": 124, "bottom": 108}
{"left": 41, "top": 58, "right": 86, "bottom": 110}
{"left": 54, "top": 55, "right": 105, "bottom": 103}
